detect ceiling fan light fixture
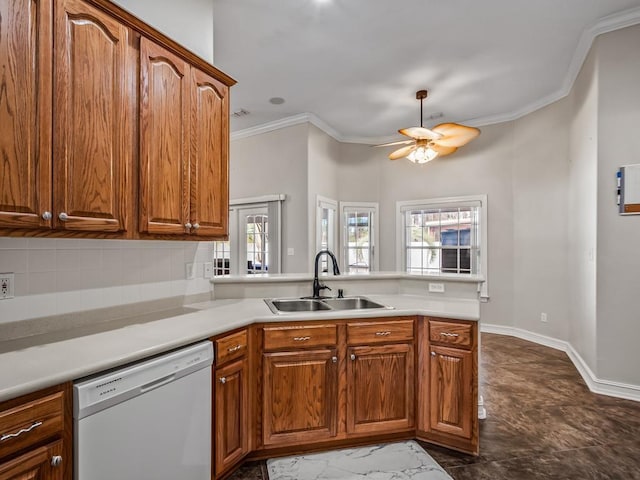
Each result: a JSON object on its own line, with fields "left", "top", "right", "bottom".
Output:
{"left": 407, "top": 145, "right": 438, "bottom": 164}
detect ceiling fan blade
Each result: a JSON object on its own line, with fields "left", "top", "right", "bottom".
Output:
{"left": 372, "top": 139, "right": 414, "bottom": 148}
{"left": 399, "top": 127, "right": 442, "bottom": 140}
{"left": 430, "top": 144, "right": 458, "bottom": 157}
{"left": 431, "top": 123, "right": 480, "bottom": 147}
{"left": 389, "top": 144, "right": 416, "bottom": 160}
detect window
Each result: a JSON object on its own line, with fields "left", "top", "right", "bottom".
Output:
{"left": 340, "top": 202, "right": 379, "bottom": 273}
{"left": 316, "top": 196, "right": 338, "bottom": 274}
{"left": 397, "top": 195, "right": 488, "bottom": 296}
{"left": 212, "top": 195, "right": 284, "bottom": 276}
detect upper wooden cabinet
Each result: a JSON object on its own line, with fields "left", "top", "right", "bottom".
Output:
{"left": 139, "top": 38, "right": 190, "bottom": 235}
{"left": 139, "top": 39, "right": 230, "bottom": 237}
{"left": 0, "top": 0, "right": 52, "bottom": 229}
{"left": 53, "top": 0, "right": 132, "bottom": 232}
{"left": 0, "top": 0, "right": 234, "bottom": 239}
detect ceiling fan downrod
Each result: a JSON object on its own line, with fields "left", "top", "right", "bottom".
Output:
{"left": 416, "top": 90, "right": 428, "bottom": 128}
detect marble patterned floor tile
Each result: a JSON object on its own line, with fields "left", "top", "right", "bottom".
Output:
{"left": 267, "top": 441, "right": 452, "bottom": 480}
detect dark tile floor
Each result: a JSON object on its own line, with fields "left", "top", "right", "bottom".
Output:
{"left": 228, "top": 333, "right": 640, "bottom": 479}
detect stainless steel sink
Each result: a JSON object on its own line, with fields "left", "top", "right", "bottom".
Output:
{"left": 321, "top": 297, "right": 386, "bottom": 310}
{"left": 266, "top": 299, "right": 332, "bottom": 314}
{"left": 264, "top": 296, "right": 392, "bottom": 314}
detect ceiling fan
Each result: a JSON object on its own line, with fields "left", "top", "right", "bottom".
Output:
{"left": 375, "top": 90, "right": 480, "bottom": 164}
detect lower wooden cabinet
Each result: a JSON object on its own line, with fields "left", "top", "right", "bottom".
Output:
{"left": 0, "top": 440, "right": 63, "bottom": 480}
{"left": 214, "top": 357, "right": 249, "bottom": 477}
{"left": 0, "top": 384, "right": 71, "bottom": 480}
{"left": 417, "top": 317, "right": 478, "bottom": 455}
{"left": 346, "top": 344, "right": 414, "bottom": 436}
{"left": 262, "top": 349, "right": 338, "bottom": 446}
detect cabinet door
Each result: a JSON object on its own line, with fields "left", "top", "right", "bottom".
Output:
{"left": 190, "top": 68, "right": 229, "bottom": 237}
{"left": 429, "top": 345, "right": 473, "bottom": 439}
{"left": 53, "top": 0, "right": 131, "bottom": 232}
{"left": 139, "top": 37, "right": 190, "bottom": 235}
{"left": 346, "top": 343, "right": 414, "bottom": 436}
{"left": 0, "top": 0, "right": 52, "bottom": 229}
{"left": 262, "top": 349, "right": 338, "bottom": 446}
{"left": 214, "top": 358, "right": 249, "bottom": 478}
{"left": 0, "top": 440, "right": 63, "bottom": 479}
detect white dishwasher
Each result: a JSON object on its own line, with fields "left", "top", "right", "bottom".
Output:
{"left": 74, "top": 341, "right": 213, "bottom": 480}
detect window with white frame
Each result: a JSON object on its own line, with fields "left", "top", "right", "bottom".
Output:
{"left": 316, "top": 196, "right": 338, "bottom": 274}
{"left": 341, "top": 202, "right": 379, "bottom": 273}
{"left": 212, "top": 195, "right": 284, "bottom": 276}
{"left": 396, "top": 195, "right": 488, "bottom": 296}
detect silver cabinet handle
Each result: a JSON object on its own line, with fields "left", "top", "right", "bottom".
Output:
{"left": 440, "top": 332, "right": 460, "bottom": 338}
{"left": 42, "top": 211, "right": 52, "bottom": 220}
{"left": 331, "top": 356, "right": 338, "bottom": 363}
{"left": 219, "top": 377, "right": 226, "bottom": 384}
{"left": 431, "top": 351, "right": 436, "bottom": 357}
{"left": 375, "top": 331, "right": 391, "bottom": 336}
{"left": 1, "top": 421, "right": 43, "bottom": 442}
{"left": 185, "top": 222, "right": 192, "bottom": 229}
{"left": 58, "top": 212, "right": 69, "bottom": 221}
{"left": 293, "top": 336, "right": 311, "bottom": 341}
{"left": 227, "top": 345, "right": 243, "bottom": 353}
{"left": 192, "top": 223, "right": 200, "bottom": 230}
{"left": 51, "top": 456, "right": 63, "bottom": 468}
{"left": 350, "top": 354, "right": 356, "bottom": 361}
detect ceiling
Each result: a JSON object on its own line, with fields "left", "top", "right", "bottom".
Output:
{"left": 212, "top": 0, "right": 640, "bottom": 143}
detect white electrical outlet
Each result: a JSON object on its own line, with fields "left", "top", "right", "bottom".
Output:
{"left": 428, "top": 283, "right": 445, "bottom": 293}
{"left": 204, "top": 262, "right": 214, "bottom": 279}
{"left": 541, "top": 312, "right": 548, "bottom": 323}
{"left": 0, "top": 273, "right": 15, "bottom": 300}
{"left": 287, "top": 248, "right": 295, "bottom": 256}
{"left": 185, "top": 263, "right": 196, "bottom": 280}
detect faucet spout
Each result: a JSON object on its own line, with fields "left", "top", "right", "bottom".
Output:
{"left": 312, "top": 249, "right": 340, "bottom": 299}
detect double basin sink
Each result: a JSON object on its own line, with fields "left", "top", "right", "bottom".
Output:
{"left": 264, "top": 296, "right": 393, "bottom": 314}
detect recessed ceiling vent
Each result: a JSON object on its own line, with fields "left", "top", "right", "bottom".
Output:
{"left": 232, "top": 109, "right": 250, "bottom": 118}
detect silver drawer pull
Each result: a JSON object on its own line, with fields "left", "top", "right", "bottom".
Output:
{"left": 219, "top": 377, "right": 227, "bottom": 384}
{"left": 227, "top": 344, "right": 243, "bottom": 353}
{"left": 51, "top": 456, "right": 63, "bottom": 468}
{"left": 440, "top": 332, "right": 460, "bottom": 337}
{"left": 350, "top": 353, "right": 356, "bottom": 361}
{"left": 1, "top": 421, "right": 43, "bottom": 442}
{"left": 375, "top": 331, "right": 391, "bottom": 336}
{"left": 58, "top": 212, "right": 69, "bottom": 221}
{"left": 293, "top": 336, "right": 311, "bottom": 341}
{"left": 331, "top": 356, "right": 338, "bottom": 363}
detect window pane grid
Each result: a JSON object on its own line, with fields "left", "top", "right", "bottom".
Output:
{"left": 344, "top": 209, "right": 372, "bottom": 273}
{"left": 212, "top": 241, "right": 230, "bottom": 276}
{"left": 404, "top": 206, "right": 479, "bottom": 275}
{"left": 246, "top": 214, "right": 268, "bottom": 274}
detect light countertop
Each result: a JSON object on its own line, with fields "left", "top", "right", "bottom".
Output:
{"left": 0, "top": 294, "right": 479, "bottom": 402}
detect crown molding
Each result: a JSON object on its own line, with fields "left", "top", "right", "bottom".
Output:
{"left": 231, "top": 6, "right": 640, "bottom": 142}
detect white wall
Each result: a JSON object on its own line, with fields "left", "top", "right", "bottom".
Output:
{"left": 568, "top": 44, "right": 599, "bottom": 374}
{"left": 511, "top": 97, "right": 570, "bottom": 340}
{"left": 594, "top": 26, "right": 640, "bottom": 385}
{"left": 111, "top": 0, "right": 215, "bottom": 63}
{"left": 230, "top": 124, "right": 310, "bottom": 273}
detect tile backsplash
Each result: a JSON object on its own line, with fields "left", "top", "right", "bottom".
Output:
{"left": 0, "top": 237, "right": 213, "bottom": 323}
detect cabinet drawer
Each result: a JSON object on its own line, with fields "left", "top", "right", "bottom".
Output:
{"left": 347, "top": 319, "right": 414, "bottom": 345}
{"left": 216, "top": 330, "right": 248, "bottom": 365}
{"left": 263, "top": 324, "right": 337, "bottom": 350}
{"left": 0, "top": 392, "right": 64, "bottom": 459}
{"left": 429, "top": 320, "right": 473, "bottom": 348}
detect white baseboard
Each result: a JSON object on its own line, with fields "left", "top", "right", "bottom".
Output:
{"left": 480, "top": 323, "right": 640, "bottom": 403}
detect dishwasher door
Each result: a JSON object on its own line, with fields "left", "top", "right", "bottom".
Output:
{"left": 74, "top": 341, "right": 213, "bottom": 480}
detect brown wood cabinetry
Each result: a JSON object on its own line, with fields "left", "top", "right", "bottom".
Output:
{"left": 417, "top": 317, "right": 478, "bottom": 455}
{"left": 54, "top": 0, "right": 132, "bottom": 233}
{"left": 0, "top": 0, "right": 233, "bottom": 240}
{"left": 213, "top": 329, "right": 249, "bottom": 478}
{"left": 139, "top": 39, "right": 230, "bottom": 238}
{"left": 0, "top": 384, "right": 71, "bottom": 480}
{"left": 0, "top": 0, "right": 52, "bottom": 230}
{"left": 346, "top": 343, "right": 414, "bottom": 436}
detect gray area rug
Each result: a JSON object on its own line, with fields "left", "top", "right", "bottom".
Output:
{"left": 266, "top": 440, "right": 453, "bottom": 480}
